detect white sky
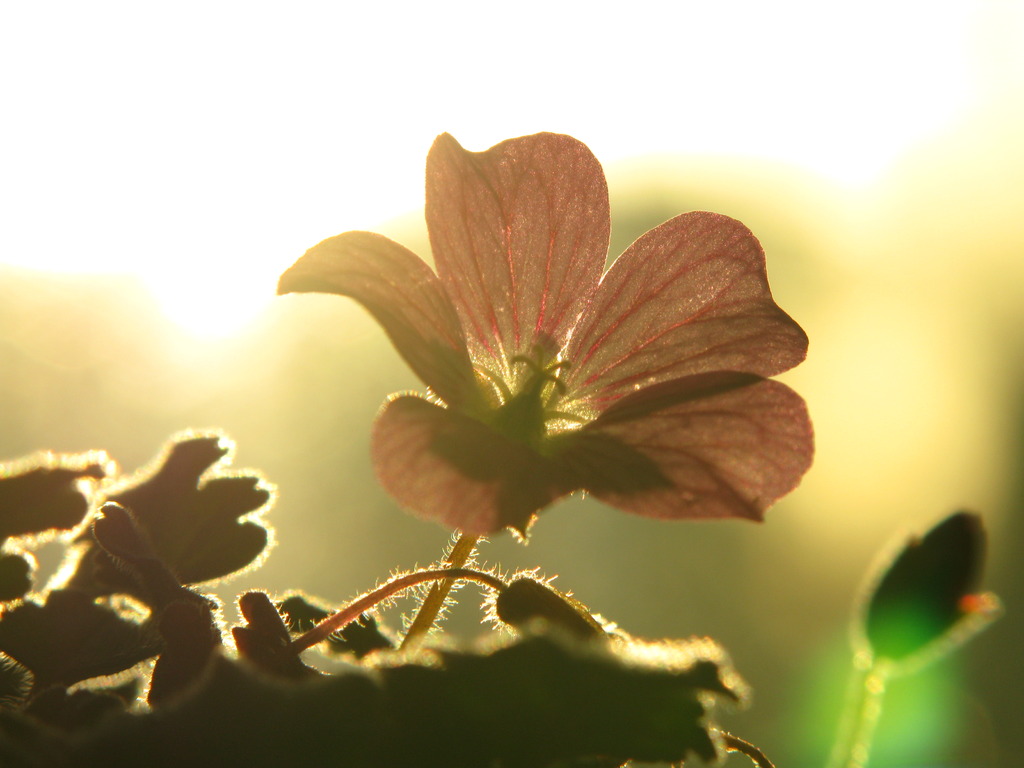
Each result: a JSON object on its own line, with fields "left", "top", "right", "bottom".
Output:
{"left": 0, "top": 1, "right": 993, "bottom": 335}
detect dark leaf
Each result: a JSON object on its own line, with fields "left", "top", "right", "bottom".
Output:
{"left": 0, "top": 589, "right": 158, "bottom": 688}
{"left": 24, "top": 686, "right": 130, "bottom": 732}
{"left": 90, "top": 503, "right": 187, "bottom": 609}
{"left": 0, "top": 553, "right": 34, "bottom": 603}
{"left": 0, "top": 706, "right": 69, "bottom": 767}
{"left": 68, "top": 653, "right": 382, "bottom": 767}
{"left": 278, "top": 594, "right": 395, "bottom": 658}
{"left": 61, "top": 631, "right": 742, "bottom": 767}
{"left": 0, "top": 453, "right": 108, "bottom": 539}
{"left": 72, "top": 433, "right": 274, "bottom": 594}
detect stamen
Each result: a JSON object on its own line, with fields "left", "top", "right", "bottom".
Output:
{"left": 509, "top": 353, "right": 570, "bottom": 395}
{"left": 475, "top": 365, "right": 513, "bottom": 403}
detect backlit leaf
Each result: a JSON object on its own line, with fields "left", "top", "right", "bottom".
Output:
{"left": 72, "top": 433, "right": 274, "bottom": 593}
{"left": 0, "top": 453, "right": 108, "bottom": 540}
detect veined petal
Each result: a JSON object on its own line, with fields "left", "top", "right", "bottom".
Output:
{"left": 426, "top": 132, "right": 609, "bottom": 369}
{"left": 563, "top": 212, "right": 808, "bottom": 409}
{"left": 561, "top": 373, "right": 813, "bottom": 521}
{"left": 371, "top": 395, "right": 574, "bottom": 536}
{"left": 278, "top": 231, "right": 479, "bottom": 409}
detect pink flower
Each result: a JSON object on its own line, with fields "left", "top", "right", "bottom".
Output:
{"left": 279, "top": 133, "right": 813, "bottom": 537}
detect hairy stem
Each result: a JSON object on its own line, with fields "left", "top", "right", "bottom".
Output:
{"left": 288, "top": 565, "right": 502, "bottom": 654}
{"left": 720, "top": 731, "right": 776, "bottom": 768}
{"left": 825, "top": 656, "right": 889, "bottom": 768}
{"left": 400, "top": 533, "right": 480, "bottom": 648}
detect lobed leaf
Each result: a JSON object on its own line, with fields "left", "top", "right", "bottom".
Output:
{"left": 72, "top": 434, "right": 274, "bottom": 595}
{"left": 0, "top": 453, "right": 108, "bottom": 540}
{"left": 277, "top": 594, "right": 394, "bottom": 658}
{"left": 89, "top": 503, "right": 186, "bottom": 609}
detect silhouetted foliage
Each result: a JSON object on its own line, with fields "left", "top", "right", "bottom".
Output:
{"left": 0, "top": 589, "right": 156, "bottom": 690}
{"left": 0, "top": 632, "right": 740, "bottom": 768}
{"left": 67, "top": 433, "right": 273, "bottom": 601}
{"left": 278, "top": 594, "right": 395, "bottom": 658}
{"left": 0, "top": 455, "right": 107, "bottom": 540}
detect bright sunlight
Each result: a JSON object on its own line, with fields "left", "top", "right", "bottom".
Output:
{"left": 0, "top": 0, "right": 985, "bottom": 338}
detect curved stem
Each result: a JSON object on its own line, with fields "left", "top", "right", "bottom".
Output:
{"left": 720, "top": 731, "right": 775, "bottom": 768}
{"left": 400, "top": 533, "right": 480, "bottom": 648}
{"left": 288, "top": 565, "right": 502, "bottom": 654}
{"left": 825, "top": 656, "right": 890, "bottom": 768}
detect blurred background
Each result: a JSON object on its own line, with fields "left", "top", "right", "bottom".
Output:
{"left": 1, "top": 1, "right": 1021, "bottom": 765}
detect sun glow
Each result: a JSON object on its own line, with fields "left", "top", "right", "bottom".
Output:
{"left": 0, "top": 1, "right": 991, "bottom": 337}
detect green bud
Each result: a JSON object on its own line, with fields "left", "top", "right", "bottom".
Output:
{"left": 861, "top": 511, "right": 992, "bottom": 664}
{"left": 495, "top": 577, "right": 607, "bottom": 640}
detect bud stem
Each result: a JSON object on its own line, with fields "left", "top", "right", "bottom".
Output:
{"left": 825, "top": 656, "right": 890, "bottom": 768}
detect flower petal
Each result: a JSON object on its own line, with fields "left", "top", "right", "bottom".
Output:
{"left": 278, "top": 231, "right": 479, "bottom": 409}
{"left": 563, "top": 212, "right": 808, "bottom": 409}
{"left": 371, "top": 395, "right": 574, "bottom": 536}
{"left": 426, "top": 132, "right": 609, "bottom": 368}
{"left": 561, "top": 373, "right": 813, "bottom": 521}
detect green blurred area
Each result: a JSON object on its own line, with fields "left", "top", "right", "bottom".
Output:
{"left": 2, "top": 100, "right": 1022, "bottom": 767}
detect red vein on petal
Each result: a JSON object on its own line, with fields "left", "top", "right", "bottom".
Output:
{"left": 340, "top": 266, "right": 465, "bottom": 351}
{"left": 587, "top": 323, "right": 779, "bottom": 397}
{"left": 447, "top": 184, "right": 500, "bottom": 360}
{"left": 578, "top": 251, "right": 746, "bottom": 390}
{"left": 505, "top": 221, "right": 520, "bottom": 350}
{"left": 475, "top": 163, "right": 513, "bottom": 360}
{"left": 575, "top": 222, "right": 748, "bottom": 371}
{"left": 536, "top": 226, "right": 555, "bottom": 339}
{"left": 574, "top": 272, "right": 634, "bottom": 370}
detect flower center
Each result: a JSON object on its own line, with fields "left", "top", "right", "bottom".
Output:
{"left": 475, "top": 346, "right": 584, "bottom": 451}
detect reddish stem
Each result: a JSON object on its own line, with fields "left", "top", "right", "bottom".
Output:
{"left": 288, "top": 567, "right": 505, "bottom": 654}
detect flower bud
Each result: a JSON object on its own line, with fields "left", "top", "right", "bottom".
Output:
{"left": 862, "top": 511, "right": 989, "bottom": 663}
